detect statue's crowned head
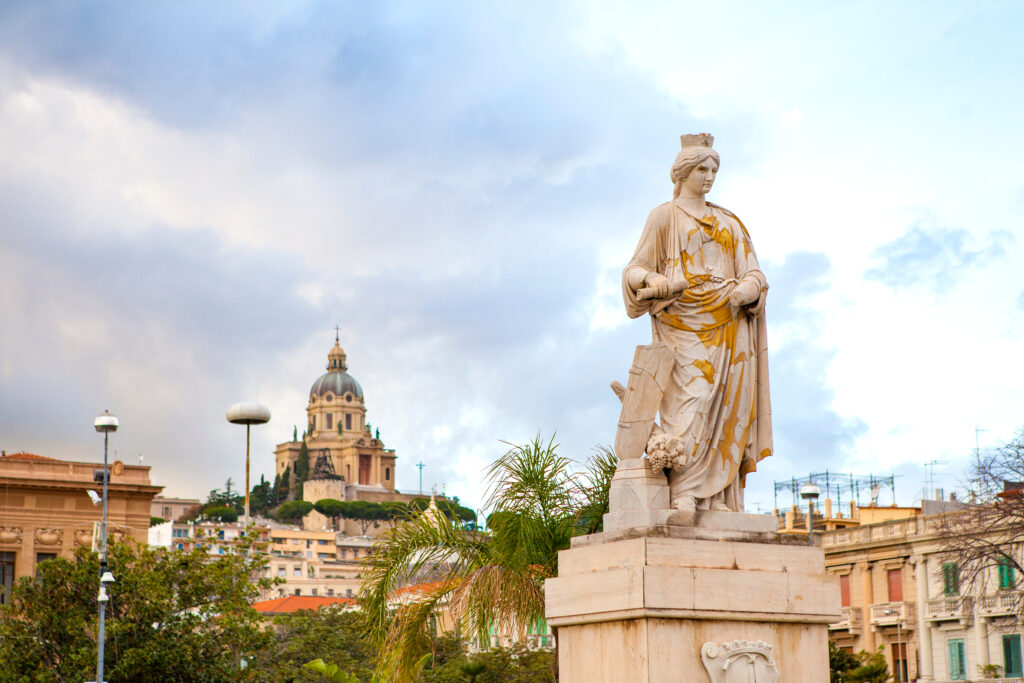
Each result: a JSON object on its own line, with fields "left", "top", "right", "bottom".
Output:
{"left": 671, "top": 133, "right": 720, "bottom": 199}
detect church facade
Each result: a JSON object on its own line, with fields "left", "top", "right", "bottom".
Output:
{"left": 274, "top": 336, "right": 398, "bottom": 499}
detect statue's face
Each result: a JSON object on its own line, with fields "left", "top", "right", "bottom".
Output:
{"left": 682, "top": 157, "right": 718, "bottom": 197}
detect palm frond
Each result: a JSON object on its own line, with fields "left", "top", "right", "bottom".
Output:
{"left": 377, "top": 581, "right": 458, "bottom": 683}
{"left": 450, "top": 562, "right": 547, "bottom": 647}
{"left": 360, "top": 508, "right": 490, "bottom": 647}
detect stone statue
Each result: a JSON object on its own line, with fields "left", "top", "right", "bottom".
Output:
{"left": 615, "top": 133, "right": 772, "bottom": 514}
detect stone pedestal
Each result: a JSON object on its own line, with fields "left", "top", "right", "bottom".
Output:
{"left": 545, "top": 519, "right": 840, "bottom": 682}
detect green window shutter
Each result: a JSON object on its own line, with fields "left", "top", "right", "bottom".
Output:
{"left": 949, "top": 639, "right": 966, "bottom": 679}
{"left": 1000, "top": 558, "right": 1016, "bottom": 589}
{"left": 943, "top": 563, "right": 960, "bottom": 595}
{"left": 1005, "top": 634, "right": 1022, "bottom": 677}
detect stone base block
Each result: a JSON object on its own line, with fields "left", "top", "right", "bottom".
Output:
{"left": 545, "top": 530, "right": 840, "bottom": 682}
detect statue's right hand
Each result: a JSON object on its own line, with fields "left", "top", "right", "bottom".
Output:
{"left": 641, "top": 272, "right": 672, "bottom": 299}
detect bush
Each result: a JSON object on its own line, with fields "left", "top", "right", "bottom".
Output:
{"left": 203, "top": 505, "right": 238, "bottom": 522}
{"left": 278, "top": 500, "right": 315, "bottom": 522}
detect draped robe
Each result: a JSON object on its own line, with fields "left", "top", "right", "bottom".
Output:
{"left": 622, "top": 200, "right": 773, "bottom": 511}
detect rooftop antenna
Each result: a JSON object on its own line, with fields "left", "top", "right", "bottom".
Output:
{"left": 416, "top": 460, "right": 426, "bottom": 495}
{"left": 975, "top": 426, "right": 989, "bottom": 468}
{"left": 924, "top": 459, "right": 948, "bottom": 501}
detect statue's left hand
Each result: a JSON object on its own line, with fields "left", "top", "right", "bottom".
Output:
{"left": 729, "top": 279, "right": 760, "bottom": 308}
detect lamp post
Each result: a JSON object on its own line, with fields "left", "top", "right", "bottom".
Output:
{"left": 93, "top": 410, "right": 118, "bottom": 683}
{"left": 226, "top": 402, "right": 271, "bottom": 526}
{"left": 800, "top": 483, "right": 820, "bottom": 547}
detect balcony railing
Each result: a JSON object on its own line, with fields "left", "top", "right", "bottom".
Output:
{"left": 869, "top": 601, "right": 916, "bottom": 626}
{"left": 829, "top": 606, "right": 863, "bottom": 631}
{"left": 926, "top": 595, "right": 971, "bottom": 621}
{"left": 977, "top": 591, "right": 1022, "bottom": 617}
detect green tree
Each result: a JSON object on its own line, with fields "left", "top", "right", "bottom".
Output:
{"left": 830, "top": 641, "right": 861, "bottom": 682}
{"left": 360, "top": 435, "right": 614, "bottom": 682}
{"left": 0, "top": 539, "right": 276, "bottom": 682}
{"left": 249, "top": 608, "right": 377, "bottom": 682}
{"left": 844, "top": 648, "right": 891, "bottom": 682}
{"left": 338, "top": 500, "right": 385, "bottom": 535}
{"left": 204, "top": 505, "right": 239, "bottom": 523}
{"left": 315, "top": 499, "right": 347, "bottom": 530}
{"left": 278, "top": 500, "right": 315, "bottom": 523}
{"left": 296, "top": 442, "right": 311, "bottom": 493}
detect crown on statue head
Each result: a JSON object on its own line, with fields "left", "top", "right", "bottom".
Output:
{"left": 680, "top": 133, "right": 714, "bottom": 149}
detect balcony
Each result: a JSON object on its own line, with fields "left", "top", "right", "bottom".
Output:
{"left": 829, "top": 606, "right": 863, "bottom": 632}
{"left": 869, "top": 601, "right": 916, "bottom": 627}
{"left": 926, "top": 595, "right": 971, "bottom": 622}
{"left": 977, "top": 591, "right": 1022, "bottom": 617}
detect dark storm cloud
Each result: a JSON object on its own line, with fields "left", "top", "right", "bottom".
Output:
{"left": 865, "top": 224, "right": 1010, "bottom": 294}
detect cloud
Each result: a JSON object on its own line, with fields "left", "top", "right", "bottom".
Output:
{"left": 865, "top": 224, "right": 1010, "bottom": 294}
{"left": 746, "top": 251, "right": 867, "bottom": 511}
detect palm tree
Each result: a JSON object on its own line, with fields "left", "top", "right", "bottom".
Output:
{"left": 359, "top": 436, "right": 616, "bottom": 682}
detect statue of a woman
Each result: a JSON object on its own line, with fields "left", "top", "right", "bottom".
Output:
{"left": 622, "top": 134, "right": 772, "bottom": 513}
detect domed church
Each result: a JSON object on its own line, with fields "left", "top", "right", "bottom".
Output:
{"left": 274, "top": 334, "right": 398, "bottom": 498}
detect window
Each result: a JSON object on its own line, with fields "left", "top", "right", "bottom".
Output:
{"left": 293, "top": 567, "right": 301, "bottom": 577}
{"left": 887, "top": 568, "right": 903, "bottom": 602}
{"left": 385, "top": 467, "right": 391, "bottom": 481}
{"left": 172, "top": 528, "right": 189, "bottom": 538}
{"left": 311, "top": 415, "right": 316, "bottom": 430}
{"left": 948, "top": 638, "right": 966, "bottom": 680}
{"left": 294, "top": 588, "right": 301, "bottom": 596}
{"left": 1, "top": 552, "right": 15, "bottom": 605}
{"left": 277, "top": 567, "right": 286, "bottom": 578}
{"left": 176, "top": 543, "right": 183, "bottom": 550}
{"left": 312, "top": 588, "right": 318, "bottom": 596}
{"left": 1006, "top": 635, "right": 1023, "bottom": 677}
{"left": 839, "top": 574, "right": 851, "bottom": 607}
{"left": 340, "top": 549, "right": 347, "bottom": 559}
{"left": 345, "top": 414, "right": 352, "bottom": 430}
{"left": 346, "top": 588, "right": 353, "bottom": 597}
{"left": 1000, "top": 557, "right": 1016, "bottom": 589}
{"left": 162, "top": 506, "right": 172, "bottom": 518}
{"left": 327, "top": 588, "right": 334, "bottom": 596}
{"left": 326, "top": 413, "right": 333, "bottom": 430}
{"left": 352, "top": 549, "right": 359, "bottom": 559}
{"left": 943, "top": 562, "right": 960, "bottom": 595}
{"left": 891, "top": 642, "right": 907, "bottom": 683}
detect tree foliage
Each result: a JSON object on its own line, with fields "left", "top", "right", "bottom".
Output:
{"left": 248, "top": 608, "right": 376, "bottom": 682}
{"left": 278, "top": 500, "right": 315, "bottom": 523}
{"left": 360, "top": 435, "right": 613, "bottom": 682}
{"left": 204, "top": 505, "right": 239, "bottom": 523}
{"left": 0, "top": 539, "right": 276, "bottom": 682}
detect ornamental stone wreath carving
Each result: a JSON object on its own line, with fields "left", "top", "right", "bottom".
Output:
{"left": 34, "top": 528, "right": 63, "bottom": 545}
{"left": 0, "top": 526, "right": 23, "bottom": 544}
{"left": 700, "top": 640, "right": 780, "bottom": 683}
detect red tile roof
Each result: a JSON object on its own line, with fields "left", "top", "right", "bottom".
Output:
{"left": 0, "top": 452, "right": 59, "bottom": 462}
{"left": 253, "top": 595, "right": 355, "bottom": 614}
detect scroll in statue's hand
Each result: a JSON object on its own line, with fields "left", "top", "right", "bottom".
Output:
{"left": 728, "top": 279, "right": 761, "bottom": 309}
{"left": 637, "top": 273, "right": 687, "bottom": 301}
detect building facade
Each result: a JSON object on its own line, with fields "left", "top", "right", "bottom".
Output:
{"left": 823, "top": 507, "right": 1024, "bottom": 681}
{"left": 0, "top": 451, "right": 162, "bottom": 603}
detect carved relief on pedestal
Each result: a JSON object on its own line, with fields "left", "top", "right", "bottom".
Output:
{"left": 112, "top": 460, "right": 125, "bottom": 477}
{"left": 74, "top": 528, "right": 94, "bottom": 546}
{"left": 0, "top": 526, "right": 24, "bottom": 544}
{"left": 110, "top": 527, "right": 126, "bottom": 542}
{"left": 700, "top": 640, "right": 780, "bottom": 683}
{"left": 34, "top": 528, "right": 63, "bottom": 546}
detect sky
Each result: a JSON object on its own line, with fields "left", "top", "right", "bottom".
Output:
{"left": 1, "top": 1, "right": 1022, "bottom": 515}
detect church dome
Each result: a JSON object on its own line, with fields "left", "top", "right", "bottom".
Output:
{"left": 310, "top": 371, "right": 363, "bottom": 400}
{"left": 310, "top": 334, "right": 364, "bottom": 400}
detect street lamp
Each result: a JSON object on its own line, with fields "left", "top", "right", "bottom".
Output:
{"left": 226, "top": 402, "right": 271, "bottom": 526}
{"left": 800, "top": 483, "right": 820, "bottom": 547}
{"left": 93, "top": 410, "right": 118, "bottom": 683}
